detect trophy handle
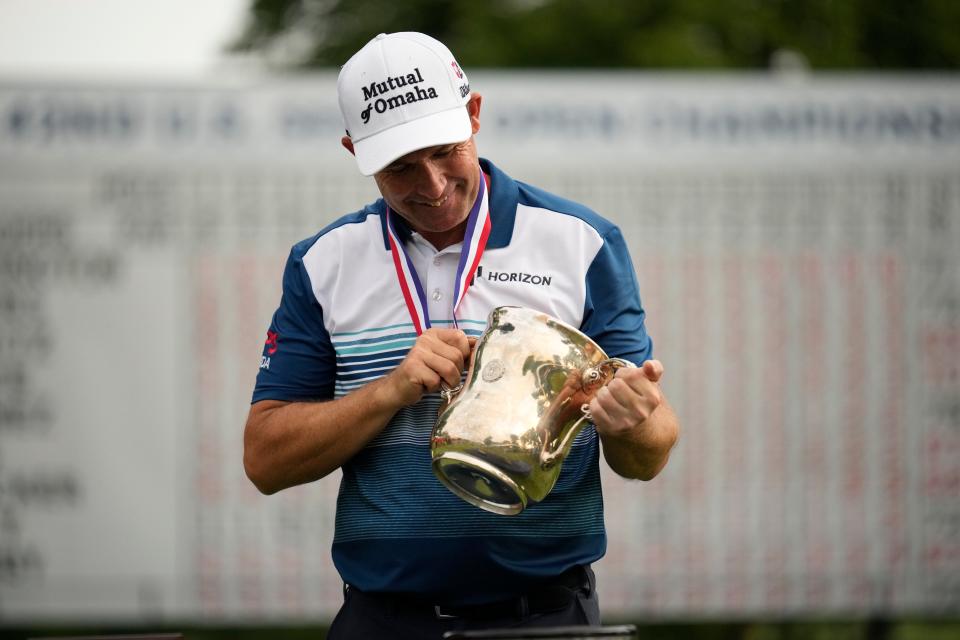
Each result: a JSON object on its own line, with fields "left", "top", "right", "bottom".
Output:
{"left": 539, "top": 357, "right": 636, "bottom": 468}
{"left": 439, "top": 380, "right": 464, "bottom": 405}
{"left": 437, "top": 341, "right": 480, "bottom": 412}
{"left": 579, "top": 357, "right": 635, "bottom": 421}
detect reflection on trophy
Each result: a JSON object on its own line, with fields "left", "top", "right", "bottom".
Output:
{"left": 431, "top": 306, "right": 634, "bottom": 515}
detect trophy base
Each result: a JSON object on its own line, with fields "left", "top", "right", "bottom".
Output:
{"left": 432, "top": 451, "right": 527, "bottom": 515}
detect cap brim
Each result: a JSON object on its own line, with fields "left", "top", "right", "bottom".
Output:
{"left": 351, "top": 105, "right": 472, "bottom": 176}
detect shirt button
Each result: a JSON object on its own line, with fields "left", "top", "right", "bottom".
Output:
{"left": 433, "top": 256, "right": 441, "bottom": 266}
{"left": 432, "top": 288, "right": 443, "bottom": 301}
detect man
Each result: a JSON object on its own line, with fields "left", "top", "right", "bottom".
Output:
{"left": 244, "top": 32, "right": 679, "bottom": 638}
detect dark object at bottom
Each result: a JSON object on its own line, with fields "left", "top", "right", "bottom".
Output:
{"left": 326, "top": 565, "right": 601, "bottom": 639}
{"left": 443, "top": 625, "right": 638, "bottom": 639}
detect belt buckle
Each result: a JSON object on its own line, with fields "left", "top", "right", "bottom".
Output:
{"left": 434, "top": 605, "right": 457, "bottom": 619}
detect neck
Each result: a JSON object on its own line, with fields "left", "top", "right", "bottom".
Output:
{"left": 420, "top": 222, "right": 469, "bottom": 250}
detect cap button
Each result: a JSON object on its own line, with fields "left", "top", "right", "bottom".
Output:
{"left": 374, "top": 33, "right": 387, "bottom": 40}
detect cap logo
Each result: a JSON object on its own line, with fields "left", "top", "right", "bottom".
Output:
{"left": 337, "top": 33, "right": 473, "bottom": 174}
{"left": 359, "top": 67, "right": 439, "bottom": 125}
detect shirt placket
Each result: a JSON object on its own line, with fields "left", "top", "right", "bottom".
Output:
{"left": 411, "top": 236, "right": 458, "bottom": 325}
{"left": 427, "top": 250, "right": 454, "bottom": 323}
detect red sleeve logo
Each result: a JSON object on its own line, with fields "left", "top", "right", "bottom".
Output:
{"left": 265, "top": 330, "right": 279, "bottom": 355}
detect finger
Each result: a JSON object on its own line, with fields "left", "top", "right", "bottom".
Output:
{"left": 420, "top": 349, "right": 467, "bottom": 388}
{"left": 418, "top": 332, "right": 468, "bottom": 368}
{"left": 595, "top": 383, "right": 639, "bottom": 424}
{"left": 588, "top": 395, "right": 613, "bottom": 428}
{"left": 404, "top": 339, "right": 465, "bottom": 388}
{"left": 614, "top": 367, "right": 656, "bottom": 394}
{"left": 604, "top": 378, "right": 642, "bottom": 410}
{"left": 429, "top": 328, "right": 472, "bottom": 357}
{"left": 624, "top": 370, "right": 663, "bottom": 400}
{"left": 390, "top": 357, "right": 442, "bottom": 404}
{"left": 642, "top": 359, "right": 663, "bottom": 382}
{"left": 401, "top": 358, "right": 448, "bottom": 393}
{"left": 435, "top": 338, "right": 470, "bottom": 374}
{"left": 406, "top": 361, "right": 442, "bottom": 392}
{"left": 589, "top": 389, "right": 642, "bottom": 436}
{"left": 600, "top": 378, "right": 660, "bottom": 424}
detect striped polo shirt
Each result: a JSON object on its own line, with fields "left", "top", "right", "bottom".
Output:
{"left": 252, "top": 158, "right": 652, "bottom": 605}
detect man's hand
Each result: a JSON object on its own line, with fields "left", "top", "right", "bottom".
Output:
{"left": 588, "top": 359, "right": 664, "bottom": 438}
{"left": 384, "top": 328, "right": 473, "bottom": 407}
{"left": 244, "top": 328, "right": 473, "bottom": 494}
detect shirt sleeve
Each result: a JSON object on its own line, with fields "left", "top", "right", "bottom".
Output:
{"left": 251, "top": 245, "right": 337, "bottom": 403}
{"left": 579, "top": 225, "right": 653, "bottom": 365}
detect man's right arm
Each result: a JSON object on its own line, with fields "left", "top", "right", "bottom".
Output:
{"left": 243, "top": 328, "right": 471, "bottom": 495}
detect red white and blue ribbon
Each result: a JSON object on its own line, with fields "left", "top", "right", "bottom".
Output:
{"left": 386, "top": 168, "right": 491, "bottom": 335}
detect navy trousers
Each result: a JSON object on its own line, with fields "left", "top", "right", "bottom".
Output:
{"left": 327, "top": 566, "right": 601, "bottom": 640}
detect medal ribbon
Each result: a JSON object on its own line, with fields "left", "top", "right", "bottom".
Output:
{"left": 387, "top": 168, "right": 491, "bottom": 335}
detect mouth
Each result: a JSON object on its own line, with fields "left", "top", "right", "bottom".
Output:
{"left": 411, "top": 194, "right": 450, "bottom": 208}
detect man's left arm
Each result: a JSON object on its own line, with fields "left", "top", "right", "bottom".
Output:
{"left": 577, "top": 223, "right": 679, "bottom": 480}
{"left": 588, "top": 359, "right": 679, "bottom": 480}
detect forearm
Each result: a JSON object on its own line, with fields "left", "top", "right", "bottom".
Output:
{"left": 600, "top": 398, "right": 679, "bottom": 480}
{"left": 243, "top": 374, "right": 405, "bottom": 494}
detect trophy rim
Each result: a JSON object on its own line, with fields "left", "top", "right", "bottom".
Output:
{"left": 493, "top": 305, "right": 611, "bottom": 362}
{"left": 432, "top": 451, "right": 528, "bottom": 516}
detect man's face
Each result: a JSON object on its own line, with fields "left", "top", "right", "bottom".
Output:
{"left": 373, "top": 137, "right": 480, "bottom": 249}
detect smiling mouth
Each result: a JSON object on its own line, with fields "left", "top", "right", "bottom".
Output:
{"left": 413, "top": 194, "right": 450, "bottom": 208}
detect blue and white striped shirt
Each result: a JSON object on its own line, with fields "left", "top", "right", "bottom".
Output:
{"left": 252, "top": 158, "right": 652, "bottom": 604}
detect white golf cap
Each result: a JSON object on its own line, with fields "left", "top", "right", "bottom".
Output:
{"left": 337, "top": 32, "right": 472, "bottom": 175}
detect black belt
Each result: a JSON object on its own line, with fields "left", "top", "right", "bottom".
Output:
{"left": 352, "top": 565, "right": 590, "bottom": 621}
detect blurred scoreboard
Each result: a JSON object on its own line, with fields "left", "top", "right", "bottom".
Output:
{"left": 0, "top": 73, "right": 958, "bottom": 622}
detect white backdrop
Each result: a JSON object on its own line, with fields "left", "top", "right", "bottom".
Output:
{"left": 0, "top": 72, "right": 958, "bottom": 623}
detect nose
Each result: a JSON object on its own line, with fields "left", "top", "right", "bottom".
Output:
{"left": 414, "top": 160, "right": 447, "bottom": 200}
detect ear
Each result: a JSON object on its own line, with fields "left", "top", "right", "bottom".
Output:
{"left": 466, "top": 93, "right": 482, "bottom": 135}
{"left": 341, "top": 136, "right": 356, "bottom": 156}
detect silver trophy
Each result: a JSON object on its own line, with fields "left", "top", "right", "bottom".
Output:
{"left": 431, "top": 306, "right": 634, "bottom": 515}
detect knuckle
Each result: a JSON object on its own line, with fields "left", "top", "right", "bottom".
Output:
{"left": 408, "top": 345, "right": 426, "bottom": 361}
{"left": 652, "top": 391, "right": 663, "bottom": 406}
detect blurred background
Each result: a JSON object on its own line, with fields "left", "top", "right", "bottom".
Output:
{"left": 1, "top": 1, "right": 959, "bottom": 638}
